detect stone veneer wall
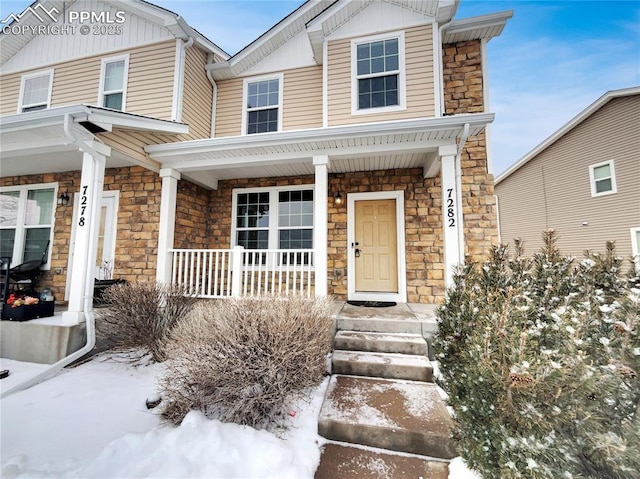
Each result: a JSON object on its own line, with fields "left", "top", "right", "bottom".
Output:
{"left": 174, "top": 181, "right": 209, "bottom": 249}
{"left": 442, "top": 39, "right": 499, "bottom": 262}
{"left": 1, "top": 166, "right": 163, "bottom": 300}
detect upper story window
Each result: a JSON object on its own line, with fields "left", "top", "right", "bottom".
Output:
{"left": 242, "top": 74, "right": 283, "bottom": 134}
{"left": 0, "top": 184, "right": 56, "bottom": 268}
{"left": 589, "top": 160, "right": 617, "bottom": 197}
{"left": 18, "top": 70, "right": 53, "bottom": 113}
{"left": 99, "top": 55, "right": 129, "bottom": 111}
{"left": 351, "top": 31, "right": 405, "bottom": 115}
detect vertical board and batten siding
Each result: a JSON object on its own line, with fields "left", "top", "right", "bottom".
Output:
{"left": 0, "top": 0, "right": 174, "bottom": 75}
{"left": 327, "top": 24, "right": 435, "bottom": 127}
{"left": 282, "top": 66, "right": 323, "bottom": 131}
{"left": 497, "top": 95, "right": 640, "bottom": 260}
{"left": 180, "top": 46, "right": 213, "bottom": 140}
{"left": 214, "top": 65, "right": 323, "bottom": 137}
{"left": 0, "top": 40, "right": 175, "bottom": 119}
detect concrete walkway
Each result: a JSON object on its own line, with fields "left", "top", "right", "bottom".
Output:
{"left": 315, "top": 302, "right": 453, "bottom": 478}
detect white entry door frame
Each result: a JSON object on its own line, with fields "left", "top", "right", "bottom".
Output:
{"left": 347, "top": 190, "right": 407, "bottom": 303}
{"left": 65, "top": 191, "right": 119, "bottom": 299}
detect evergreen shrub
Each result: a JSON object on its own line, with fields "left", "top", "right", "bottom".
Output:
{"left": 434, "top": 231, "right": 639, "bottom": 478}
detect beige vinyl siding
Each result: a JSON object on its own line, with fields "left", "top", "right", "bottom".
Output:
{"left": 327, "top": 25, "right": 435, "bottom": 126}
{"left": 497, "top": 95, "right": 640, "bottom": 260}
{"left": 100, "top": 128, "right": 180, "bottom": 169}
{"left": 0, "top": 73, "right": 23, "bottom": 114}
{"left": 180, "top": 46, "right": 213, "bottom": 140}
{"left": 283, "top": 66, "right": 323, "bottom": 131}
{"left": 0, "top": 40, "right": 175, "bottom": 118}
{"left": 214, "top": 77, "right": 243, "bottom": 137}
{"left": 124, "top": 41, "right": 176, "bottom": 119}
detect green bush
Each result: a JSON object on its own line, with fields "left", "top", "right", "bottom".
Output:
{"left": 434, "top": 231, "right": 639, "bottom": 478}
{"left": 160, "top": 295, "right": 334, "bottom": 429}
{"left": 96, "top": 281, "right": 197, "bottom": 362}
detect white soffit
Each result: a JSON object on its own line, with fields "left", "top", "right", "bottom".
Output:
{"left": 442, "top": 10, "right": 514, "bottom": 44}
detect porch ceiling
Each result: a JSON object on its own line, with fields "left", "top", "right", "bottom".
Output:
{"left": 146, "top": 113, "right": 493, "bottom": 186}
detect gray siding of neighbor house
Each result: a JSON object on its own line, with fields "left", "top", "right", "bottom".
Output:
{"left": 496, "top": 94, "right": 640, "bottom": 261}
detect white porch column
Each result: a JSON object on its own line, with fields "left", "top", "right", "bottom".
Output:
{"left": 313, "top": 155, "right": 329, "bottom": 296}
{"left": 63, "top": 151, "right": 106, "bottom": 324}
{"left": 440, "top": 144, "right": 465, "bottom": 288}
{"left": 156, "top": 168, "right": 181, "bottom": 284}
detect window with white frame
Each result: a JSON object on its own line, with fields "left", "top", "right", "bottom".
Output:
{"left": 0, "top": 184, "right": 56, "bottom": 268}
{"left": 243, "top": 75, "right": 282, "bottom": 134}
{"left": 18, "top": 70, "right": 53, "bottom": 113}
{"left": 232, "top": 187, "right": 314, "bottom": 265}
{"left": 352, "top": 32, "right": 405, "bottom": 114}
{"left": 589, "top": 160, "right": 617, "bottom": 197}
{"left": 631, "top": 227, "right": 640, "bottom": 273}
{"left": 99, "top": 55, "right": 129, "bottom": 111}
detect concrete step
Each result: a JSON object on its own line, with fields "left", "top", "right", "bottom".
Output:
{"left": 332, "top": 350, "right": 433, "bottom": 382}
{"left": 314, "top": 442, "right": 449, "bottom": 479}
{"left": 335, "top": 331, "right": 428, "bottom": 355}
{"left": 337, "top": 303, "right": 424, "bottom": 335}
{"left": 318, "top": 375, "right": 456, "bottom": 459}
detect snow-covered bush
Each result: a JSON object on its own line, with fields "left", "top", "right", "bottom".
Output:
{"left": 434, "top": 231, "right": 639, "bottom": 478}
{"left": 160, "top": 295, "right": 334, "bottom": 429}
{"left": 97, "top": 281, "right": 196, "bottom": 362}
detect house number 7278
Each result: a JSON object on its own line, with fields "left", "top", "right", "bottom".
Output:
{"left": 78, "top": 185, "right": 88, "bottom": 227}
{"left": 446, "top": 188, "right": 456, "bottom": 227}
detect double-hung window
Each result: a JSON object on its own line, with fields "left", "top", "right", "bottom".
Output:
{"left": 99, "top": 55, "right": 129, "bottom": 111}
{"left": 232, "top": 187, "right": 314, "bottom": 266}
{"left": 352, "top": 32, "right": 405, "bottom": 114}
{"left": 18, "top": 70, "right": 53, "bottom": 113}
{"left": 0, "top": 184, "right": 56, "bottom": 268}
{"left": 243, "top": 74, "right": 283, "bottom": 134}
{"left": 589, "top": 160, "right": 617, "bottom": 197}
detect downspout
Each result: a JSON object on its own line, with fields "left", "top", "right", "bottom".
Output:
{"left": 1, "top": 115, "right": 102, "bottom": 398}
{"left": 174, "top": 36, "right": 194, "bottom": 123}
{"left": 436, "top": 19, "right": 453, "bottom": 117}
{"left": 455, "top": 122, "right": 470, "bottom": 262}
{"left": 206, "top": 56, "right": 217, "bottom": 138}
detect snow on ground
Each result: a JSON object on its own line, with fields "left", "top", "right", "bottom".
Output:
{"left": 1, "top": 355, "right": 479, "bottom": 478}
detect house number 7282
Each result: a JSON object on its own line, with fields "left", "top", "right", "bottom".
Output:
{"left": 446, "top": 188, "right": 456, "bottom": 227}
{"left": 78, "top": 185, "right": 88, "bottom": 227}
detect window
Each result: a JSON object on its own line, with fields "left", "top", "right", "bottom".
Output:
{"left": 589, "top": 160, "right": 617, "bottom": 197}
{"left": 242, "top": 75, "right": 283, "bottom": 134}
{"left": 99, "top": 55, "right": 129, "bottom": 111}
{"left": 631, "top": 228, "right": 640, "bottom": 273}
{"left": 0, "top": 184, "right": 56, "bottom": 268}
{"left": 18, "top": 70, "right": 53, "bottom": 113}
{"left": 351, "top": 31, "right": 405, "bottom": 115}
{"left": 232, "top": 187, "right": 314, "bottom": 265}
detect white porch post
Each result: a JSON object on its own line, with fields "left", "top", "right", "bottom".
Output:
{"left": 313, "top": 155, "right": 329, "bottom": 296}
{"left": 63, "top": 151, "right": 106, "bottom": 324}
{"left": 156, "top": 168, "right": 181, "bottom": 284}
{"left": 440, "top": 144, "right": 465, "bottom": 288}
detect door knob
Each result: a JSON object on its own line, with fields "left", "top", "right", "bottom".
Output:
{"left": 354, "top": 248, "right": 361, "bottom": 257}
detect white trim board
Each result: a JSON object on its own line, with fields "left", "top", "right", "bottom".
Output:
{"left": 347, "top": 190, "right": 407, "bottom": 303}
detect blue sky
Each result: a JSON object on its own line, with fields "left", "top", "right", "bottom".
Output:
{"left": 2, "top": 0, "right": 638, "bottom": 175}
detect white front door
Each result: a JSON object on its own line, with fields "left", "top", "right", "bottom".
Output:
{"left": 65, "top": 191, "right": 119, "bottom": 299}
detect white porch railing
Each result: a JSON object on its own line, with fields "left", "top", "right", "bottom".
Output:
{"left": 169, "top": 246, "right": 315, "bottom": 298}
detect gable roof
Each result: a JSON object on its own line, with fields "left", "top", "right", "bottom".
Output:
{"left": 0, "top": 0, "right": 229, "bottom": 67}
{"left": 496, "top": 86, "right": 640, "bottom": 185}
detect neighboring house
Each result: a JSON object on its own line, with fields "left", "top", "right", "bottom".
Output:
{"left": 1, "top": 0, "right": 512, "bottom": 361}
{"left": 496, "top": 87, "right": 640, "bottom": 268}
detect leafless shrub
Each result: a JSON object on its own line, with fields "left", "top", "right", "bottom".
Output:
{"left": 96, "top": 281, "right": 197, "bottom": 362}
{"left": 160, "top": 295, "right": 334, "bottom": 429}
